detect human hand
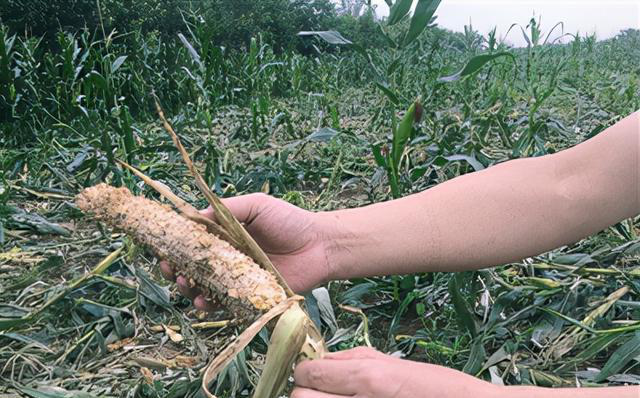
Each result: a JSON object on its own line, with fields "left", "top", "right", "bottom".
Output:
{"left": 292, "top": 346, "right": 497, "bottom": 398}
{"left": 159, "top": 193, "right": 337, "bottom": 311}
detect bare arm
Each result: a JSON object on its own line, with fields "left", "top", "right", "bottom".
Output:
{"left": 505, "top": 385, "right": 639, "bottom": 398}
{"left": 322, "top": 111, "right": 639, "bottom": 280}
{"left": 292, "top": 346, "right": 640, "bottom": 398}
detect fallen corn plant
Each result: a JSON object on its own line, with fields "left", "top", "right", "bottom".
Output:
{"left": 74, "top": 99, "right": 326, "bottom": 398}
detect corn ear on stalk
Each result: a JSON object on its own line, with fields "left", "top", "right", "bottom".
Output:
{"left": 75, "top": 183, "right": 286, "bottom": 320}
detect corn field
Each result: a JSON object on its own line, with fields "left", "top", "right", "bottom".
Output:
{"left": 1, "top": 1, "right": 639, "bottom": 396}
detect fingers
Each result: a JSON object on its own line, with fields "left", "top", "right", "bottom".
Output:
{"left": 176, "top": 276, "right": 199, "bottom": 300}
{"left": 193, "top": 295, "right": 219, "bottom": 312}
{"left": 290, "top": 387, "right": 347, "bottom": 398}
{"left": 159, "top": 260, "right": 175, "bottom": 281}
{"left": 159, "top": 262, "right": 218, "bottom": 312}
{"left": 175, "top": 276, "right": 217, "bottom": 311}
{"left": 200, "top": 193, "right": 271, "bottom": 225}
{"left": 294, "top": 358, "right": 360, "bottom": 396}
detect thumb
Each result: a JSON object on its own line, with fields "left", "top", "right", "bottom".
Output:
{"left": 199, "top": 193, "right": 270, "bottom": 225}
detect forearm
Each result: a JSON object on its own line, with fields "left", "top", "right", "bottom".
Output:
{"left": 502, "top": 385, "right": 640, "bottom": 398}
{"left": 323, "top": 156, "right": 586, "bottom": 279}
{"left": 321, "top": 112, "right": 638, "bottom": 280}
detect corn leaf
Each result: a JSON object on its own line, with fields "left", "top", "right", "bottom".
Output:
{"left": 448, "top": 272, "right": 478, "bottom": 337}
{"left": 594, "top": 331, "right": 640, "bottom": 382}
{"left": 439, "top": 52, "right": 515, "bottom": 82}
{"left": 557, "top": 333, "right": 625, "bottom": 372}
{"left": 404, "top": 0, "right": 441, "bottom": 46}
{"left": 18, "top": 386, "right": 98, "bottom": 398}
{"left": 391, "top": 100, "right": 421, "bottom": 171}
{"left": 463, "top": 337, "right": 486, "bottom": 375}
{"left": 111, "top": 55, "right": 127, "bottom": 73}
{"left": 201, "top": 297, "right": 304, "bottom": 398}
{"left": 374, "top": 79, "right": 400, "bottom": 105}
{"left": 445, "top": 154, "right": 485, "bottom": 171}
{"left": 0, "top": 317, "right": 32, "bottom": 331}
{"left": 387, "top": 0, "right": 413, "bottom": 25}
{"left": 297, "top": 31, "right": 352, "bottom": 45}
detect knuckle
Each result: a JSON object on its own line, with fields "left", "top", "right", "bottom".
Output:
{"left": 353, "top": 346, "right": 376, "bottom": 355}
{"left": 246, "top": 193, "right": 271, "bottom": 215}
{"left": 250, "top": 192, "right": 270, "bottom": 203}
{"left": 309, "top": 369, "right": 323, "bottom": 385}
{"left": 305, "top": 363, "right": 327, "bottom": 387}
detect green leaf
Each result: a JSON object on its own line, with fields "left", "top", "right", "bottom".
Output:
{"left": 312, "top": 287, "right": 338, "bottom": 334}
{"left": 410, "top": 166, "right": 428, "bottom": 181}
{"left": 85, "top": 70, "right": 107, "bottom": 91}
{"left": 448, "top": 272, "right": 478, "bottom": 337}
{"left": 391, "top": 100, "right": 421, "bottom": 171}
{"left": 445, "top": 154, "right": 485, "bottom": 171}
{"left": 8, "top": 207, "right": 71, "bottom": 236}
{"left": 479, "top": 344, "right": 511, "bottom": 375}
{"left": 119, "top": 107, "right": 136, "bottom": 164}
{"left": 559, "top": 333, "right": 624, "bottom": 371}
{"left": 101, "top": 130, "right": 115, "bottom": 167}
{"left": 388, "top": 0, "right": 414, "bottom": 25}
{"left": 404, "top": 0, "right": 441, "bottom": 46}
{"left": 389, "top": 291, "right": 416, "bottom": 338}
{"left": 297, "top": 31, "right": 352, "bottom": 45}
{"left": 134, "top": 267, "right": 172, "bottom": 309}
{"left": 553, "top": 253, "right": 595, "bottom": 266}
{"left": 307, "top": 127, "right": 339, "bottom": 142}
{"left": 377, "top": 24, "right": 397, "bottom": 48}
{"left": 0, "top": 332, "right": 51, "bottom": 351}
{"left": 463, "top": 337, "right": 486, "bottom": 375}
{"left": 178, "top": 33, "right": 204, "bottom": 70}
{"left": 0, "top": 317, "right": 32, "bottom": 331}
{"left": 374, "top": 80, "right": 400, "bottom": 105}
{"left": 594, "top": 331, "right": 640, "bottom": 382}
{"left": 111, "top": 55, "right": 127, "bottom": 73}
{"left": 371, "top": 144, "right": 387, "bottom": 168}
{"left": 18, "top": 385, "right": 98, "bottom": 398}
{"left": 374, "top": 79, "right": 400, "bottom": 105}
{"left": 439, "top": 52, "right": 515, "bottom": 82}
{"left": 304, "top": 291, "right": 322, "bottom": 330}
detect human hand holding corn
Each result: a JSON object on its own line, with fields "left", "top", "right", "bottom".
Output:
{"left": 159, "top": 193, "right": 337, "bottom": 310}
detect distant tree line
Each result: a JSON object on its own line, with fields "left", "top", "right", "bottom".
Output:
{"left": 0, "top": 0, "right": 388, "bottom": 51}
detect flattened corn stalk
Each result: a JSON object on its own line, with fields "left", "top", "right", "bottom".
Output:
{"left": 76, "top": 99, "right": 326, "bottom": 398}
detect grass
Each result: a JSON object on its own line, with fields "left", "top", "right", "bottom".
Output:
{"left": 0, "top": 12, "right": 639, "bottom": 398}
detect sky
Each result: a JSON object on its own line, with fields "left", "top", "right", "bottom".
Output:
{"left": 369, "top": 0, "right": 640, "bottom": 47}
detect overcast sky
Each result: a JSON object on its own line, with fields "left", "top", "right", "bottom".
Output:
{"left": 369, "top": 0, "right": 640, "bottom": 46}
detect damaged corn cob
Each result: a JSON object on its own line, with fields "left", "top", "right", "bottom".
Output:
{"left": 75, "top": 183, "right": 286, "bottom": 320}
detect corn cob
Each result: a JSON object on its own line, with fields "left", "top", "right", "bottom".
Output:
{"left": 75, "top": 183, "right": 286, "bottom": 321}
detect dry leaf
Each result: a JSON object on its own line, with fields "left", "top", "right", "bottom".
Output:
{"left": 140, "top": 367, "right": 154, "bottom": 384}
{"left": 133, "top": 356, "right": 172, "bottom": 370}
{"left": 174, "top": 355, "right": 200, "bottom": 368}
{"left": 163, "top": 324, "right": 184, "bottom": 343}
{"left": 150, "top": 324, "right": 180, "bottom": 333}
{"left": 107, "top": 337, "right": 136, "bottom": 352}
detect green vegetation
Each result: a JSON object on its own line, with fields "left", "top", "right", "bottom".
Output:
{"left": 1, "top": 0, "right": 639, "bottom": 396}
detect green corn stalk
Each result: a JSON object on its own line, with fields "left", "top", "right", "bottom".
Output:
{"left": 390, "top": 99, "right": 422, "bottom": 198}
